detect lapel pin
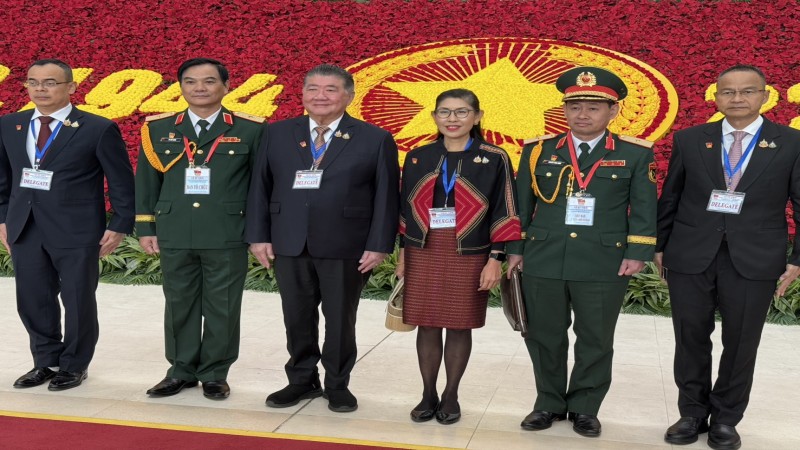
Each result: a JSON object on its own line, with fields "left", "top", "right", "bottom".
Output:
{"left": 63, "top": 119, "right": 71, "bottom": 127}
{"left": 481, "top": 156, "right": 489, "bottom": 164}
{"left": 334, "top": 130, "right": 342, "bottom": 138}
{"left": 758, "top": 139, "right": 769, "bottom": 148}
{"left": 550, "top": 154, "right": 558, "bottom": 161}
{"left": 169, "top": 132, "right": 175, "bottom": 139}
{"left": 342, "top": 132, "right": 350, "bottom": 140}
{"left": 70, "top": 121, "right": 79, "bottom": 128}
{"left": 473, "top": 155, "right": 482, "bottom": 163}
{"left": 15, "top": 124, "right": 21, "bottom": 130}
{"left": 299, "top": 141, "right": 307, "bottom": 148}
{"left": 705, "top": 142, "right": 713, "bottom": 149}
{"left": 769, "top": 141, "right": 777, "bottom": 148}
{"left": 412, "top": 158, "right": 418, "bottom": 164}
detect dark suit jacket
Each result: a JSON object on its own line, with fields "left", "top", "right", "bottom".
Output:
{"left": 245, "top": 113, "right": 399, "bottom": 259}
{"left": 0, "top": 107, "right": 135, "bottom": 248}
{"left": 657, "top": 117, "right": 800, "bottom": 280}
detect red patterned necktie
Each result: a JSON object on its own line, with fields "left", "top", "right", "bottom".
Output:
{"left": 727, "top": 130, "right": 747, "bottom": 190}
{"left": 37, "top": 116, "right": 54, "bottom": 152}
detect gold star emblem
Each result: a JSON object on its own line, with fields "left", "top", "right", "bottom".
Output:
{"left": 383, "top": 58, "right": 562, "bottom": 141}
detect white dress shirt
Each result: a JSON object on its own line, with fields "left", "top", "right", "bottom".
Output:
{"left": 187, "top": 108, "right": 221, "bottom": 138}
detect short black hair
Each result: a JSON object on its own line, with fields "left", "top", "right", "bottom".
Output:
{"left": 304, "top": 64, "right": 355, "bottom": 93}
{"left": 28, "top": 59, "right": 73, "bottom": 82}
{"left": 718, "top": 64, "right": 766, "bottom": 86}
{"left": 177, "top": 58, "right": 229, "bottom": 83}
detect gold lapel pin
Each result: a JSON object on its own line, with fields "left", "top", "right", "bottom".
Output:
{"left": 300, "top": 141, "right": 307, "bottom": 148}
{"left": 473, "top": 155, "right": 482, "bottom": 163}
{"left": 342, "top": 133, "right": 350, "bottom": 140}
{"left": 705, "top": 142, "right": 713, "bottom": 149}
{"left": 769, "top": 141, "right": 777, "bottom": 148}
{"left": 334, "top": 130, "right": 342, "bottom": 138}
{"left": 63, "top": 119, "right": 71, "bottom": 127}
{"left": 758, "top": 139, "right": 769, "bottom": 148}
{"left": 481, "top": 157, "right": 489, "bottom": 164}
{"left": 15, "top": 124, "right": 22, "bottom": 130}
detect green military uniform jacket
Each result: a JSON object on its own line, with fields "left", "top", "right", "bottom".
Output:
{"left": 135, "top": 108, "right": 265, "bottom": 248}
{"left": 507, "top": 131, "right": 657, "bottom": 280}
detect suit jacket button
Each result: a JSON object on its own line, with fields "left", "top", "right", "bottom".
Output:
{"left": 165, "top": 150, "right": 171, "bottom": 155}
{"left": 616, "top": 242, "right": 622, "bottom": 247}
{"left": 570, "top": 232, "right": 578, "bottom": 238}
{"left": 192, "top": 202, "right": 200, "bottom": 208}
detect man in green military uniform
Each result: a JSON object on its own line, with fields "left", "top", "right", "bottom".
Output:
{"left": 136, "top": 58, "right": 266, "bottom": 400}
{"left": 507, "top": 67, "right": 657, "bottom": 437}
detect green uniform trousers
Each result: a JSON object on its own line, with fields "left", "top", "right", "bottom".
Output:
{"left": 523, "top": 275, "right": 629, "bottom": 415}
{"left": 159, "top": 247, "right": 248, "bottom": 382}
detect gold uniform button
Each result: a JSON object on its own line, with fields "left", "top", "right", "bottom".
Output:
{"left": 192, "top": 202, "right": 200, "bottom": 208}
{"left": 164, "top": 150, "right": 171, "bottom": 155}
{"left": 611, "top": 174, "right": 618, "bottom": 180}
{"left": 580, "top": 172, "right": 585, "bottom": 177}
{"left": 228, "top": 150, "right": 235, "bottom": 155}
{"left": 570, "top": 232, "right": 577, "bottom": 238}
{"left": 546, "top": 172, "right": 552, "bottom": 177}
{"left": 196, "top": 149, "right": 204, "bottom": 155}
{"left": 616, "top": 242, "right": 623, "bottom": 248}
{"left": 530, "top": 236, "right": 535, "bottom": 241}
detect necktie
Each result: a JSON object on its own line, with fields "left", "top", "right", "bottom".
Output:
{"left": 727, "top": 130, "right": 747, "bottom": 190}
{"left": 313, "top": 126, "right": 329, "bottom": 149}
{"left": 37, "top": 116, "right": 54, "bottom": 154}
{"left": 197, "top": 119, "right": 210, "bottom": 139}
{"left": 578, "top": 142, "right": 591, "bottom": 166}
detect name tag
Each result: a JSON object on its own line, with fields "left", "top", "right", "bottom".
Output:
{"left": 185, "top": 167, "right": 211, "bottom": 195}
{"left": 293, "top": 170, "right": 323, "bottom": 189}
{"left": 565, "top": 193, "right": 595, "bottom": 226}
{"left": 21, "top": 168, "right": 54, "bottom": 191}
{"left": 706, "top": 190, "right": 745, "bottom": 214}
{"left": 429, "top": 207, "right": 456, "bottom": 229}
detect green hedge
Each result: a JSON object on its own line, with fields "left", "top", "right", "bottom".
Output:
{"left": 1, "top": 237, "right": 798, "bottom": 325}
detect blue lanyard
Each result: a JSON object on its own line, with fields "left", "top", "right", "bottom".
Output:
{"left": 722, "top": 126, "right": 761, "bottom": 188}
{"left": 441, "top": 138, "right": 473, "bottom": 205}
{"left": 30, "top": 119, "right": 64, "bottom": 166}
{"left": 311, "top": 130, "right": 331, "bottom": 165}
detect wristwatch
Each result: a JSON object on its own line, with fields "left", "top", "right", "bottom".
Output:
{"left": 489, "top": 252, "right": 506, "bottom": 262}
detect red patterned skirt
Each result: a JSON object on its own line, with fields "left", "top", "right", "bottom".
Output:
{"left": 403, "top": 228, "right": 489, "bottom": 329}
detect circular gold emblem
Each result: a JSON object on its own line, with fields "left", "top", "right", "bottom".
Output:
{"left": 576, "top": 71, "right": 597, "bottom": 87}
{"left": 347, "top": 38, "right": 678, "bottom": 169}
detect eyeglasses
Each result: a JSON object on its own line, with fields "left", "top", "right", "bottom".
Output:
{"left": 24, "top": 80, "right": 71, "bottom": 89}
{"left": 434, "top": 108, "right": 475, "bottom": 119}
{"left": 716, "top": 89, "right": 766, "bottom": 99}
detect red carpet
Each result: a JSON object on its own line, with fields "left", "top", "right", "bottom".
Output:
{"left": 0, "top": 412, "right": 445, "bottom": 450}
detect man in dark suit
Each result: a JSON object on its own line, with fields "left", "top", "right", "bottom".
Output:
{"left": 657, "top": 64, "right": 800, "bottom": 450}
{"left": 246, "top": 64, "right": 399, "bottom": 412}
{"left": 507, "top": 67, "right": 657, "bottom": 438}
{"left": 0, "top": 59, "right": 135, "bottom": 390}
{"left": 136, "top": 58, "right": 266, "bottom": 400}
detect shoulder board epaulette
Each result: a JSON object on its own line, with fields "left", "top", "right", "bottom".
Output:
{"left": 618, "top": 135, "right": 655, "bottom": 149}
{"left": 144, "top": 111, "right": 178, "bottom": 122}
{"left": 232, "top": 111, "right": 266, "bottom": 123}
{"left": 523, "top": 134, "right": 558, "bottom": 145}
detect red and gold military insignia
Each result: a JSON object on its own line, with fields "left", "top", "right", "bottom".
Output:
{"left": 648, "top": 162, "right": 657, "bottom": 183}
{"left": 15, "top": 124, "right": 22, "bottom": 130}
{"left": 705, "top": 142, "right": 713, "bottom": 149}
{"left": 299, "top": 141, "right": 307, "bottom": 148}
{"left": 576, "top": 71, "right": 597, "bottom": 87}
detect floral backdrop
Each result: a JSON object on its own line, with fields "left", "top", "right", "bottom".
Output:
{"left": 1, "top": 0, "right": 799, "bottom": 191}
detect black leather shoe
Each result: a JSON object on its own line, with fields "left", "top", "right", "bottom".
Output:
{"left": 324, "top": 388, "right": 358, "bottom": 412}
{"left": 568, "top": 412, "right": 601, "bottom": 437}
{"left": 202, "top": 380, "right": 230, "bottom": 400}
{"left": 521, "top": 410, "right": 567, "bottom": 430}
{"left": 146, "top": 377, "right": 198, "bottom": 396}
{"left": 411, "top": 399, "right": 439, "bottom": 423}
{"left": 13, "top": 367, "right": 56, "bottom": 388}
{"left": 266, "top": 381, "right": 323, "bottom": 408}
{"left": 435, "top": 402, "right": 461, "bottom": 425}
{"left": 664, "top": 416, "right": 709, "bottom": 445}
{"left": 708, "top": 423, "right": 741, "bottom": 450}
{"left": 47, "top": 370, "right": 87, "bottom": 391}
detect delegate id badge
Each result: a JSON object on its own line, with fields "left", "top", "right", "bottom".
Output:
{"left": 184, "top": 167, "right": 211, "bottom": 195}
{"left": 20, "top": 168, "right": 54, "bottom": 191}
{"left": 429, "top": 207, "right": 456, "bottom": 229}
{"left": 706, "top": 189, "right": 745, "bottom": 214}
{"left": 293, "top": 170, "right": 323, "bottom": 189}
{"left": 565, "top": 192, "right": 596, "bottom": 226}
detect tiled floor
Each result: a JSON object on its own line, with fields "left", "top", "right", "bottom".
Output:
{"left": 1, "top": 277, "right": 798, "bottom": 449}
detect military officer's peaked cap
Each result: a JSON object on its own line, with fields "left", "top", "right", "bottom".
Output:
{"left": 556, "top": 66, "right": 628, "bottom": 102}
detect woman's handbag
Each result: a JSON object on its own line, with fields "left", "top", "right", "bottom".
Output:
{"left": 385, "top": 278, "right": 416, "bottom": 332}
{"left": 500, "top": 267, "right": 528, "bottom": 337}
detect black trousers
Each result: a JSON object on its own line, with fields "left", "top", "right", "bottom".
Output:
{"left": 667, "top": 241, "right": 775, "bottom": 425}
{"left": 273, "top": 251, "right": 370, "bottom": 389}
{"left": 11, "top": 215, "right": 100, "bottom": 372}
